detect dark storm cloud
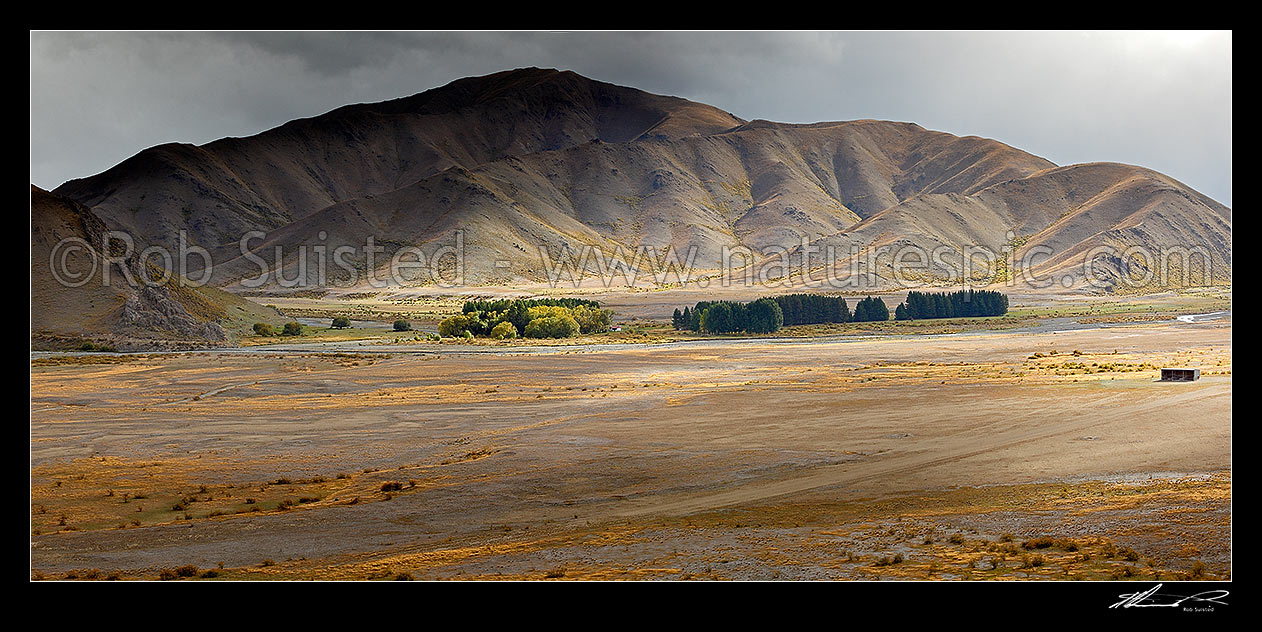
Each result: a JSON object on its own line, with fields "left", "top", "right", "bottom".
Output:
{"left": 30, "top": 31, "right": 1232, "bottom": 205}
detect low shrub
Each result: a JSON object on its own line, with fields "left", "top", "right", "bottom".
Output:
{"left": 438, "top": 314, "right": 471, "bottom": 337}
{"left": 872, "top": 553, "right": 904, "bottom": 567}
{"left": 1022, "top": 536, "right": 1056, "bottom": 550}
{"left": 1020, "top": 555, "right": 1044, "bottom": 568}
{"left": 77, "top": 340, "right": 117, "bottom": 352}
{"left": 491, "top": 321, "right": 518, "bottom": 339}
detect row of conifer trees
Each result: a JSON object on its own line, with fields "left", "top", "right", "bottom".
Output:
{"left": 900, "top": 289, "right": 1008, "bottom": 319}
{"left": 672, "top": 290, "right": 1008, "bottom": 332}
{"left": 672, "top": 298, "right": 785, "bottom": 333}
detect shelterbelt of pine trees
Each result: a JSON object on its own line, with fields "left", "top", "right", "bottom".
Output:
{"left": 899, "top": 289, "right": 1008, "bottom": 320}
{"left": 671, "top": 294, "right": 899, "bottom": 333}
{"left": 771, "top": 294, "right": 851, "bottom": 325}
{"left": 851, "top": 296, "right": 890, "bottom": 322}
{"left": 672, "top": 298, "right": 784, "bottom": 334}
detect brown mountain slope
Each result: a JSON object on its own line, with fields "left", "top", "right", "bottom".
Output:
{"left": 53, "top": 68, "right": 746, "bottom": 252}
{"left": 202, "top": 118, "right": 1060, "bottom": 287}
{"left": 805, "top": 163, "right": 1231, "bottom": 290}
{"left": 31, "top": 186, "right": 283, "bottom": 349}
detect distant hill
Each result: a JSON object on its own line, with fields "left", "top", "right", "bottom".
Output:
{"left": 49, "top": 68, "right": 1230, "bottom": 291}
{"left": 31, "top": 186, "right": 283, "bottom": 349}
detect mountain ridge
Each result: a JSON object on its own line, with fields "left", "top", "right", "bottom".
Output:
{"left": 49, "top": 67, "right": 1230, "bottom": 291}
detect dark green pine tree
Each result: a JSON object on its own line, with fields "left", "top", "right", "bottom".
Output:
{"left": 870, "top": 296, "right": 889, "bottom": 321}
{"left": 702, "top": 302, "right": 733, "bottom": 333}
{"left": 746, "top": 298, "right": 784, "bottom": 333}
{"left": 895, "top": 302, "right": 910, "bottom": 320}
{"left": 690, "top": 302, "right": 708, "bottom": 331}
{"left": 506, "top": 302, "right": 531, "bottom": 335}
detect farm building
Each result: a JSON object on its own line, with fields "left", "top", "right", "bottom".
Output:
{"left": 1160, "top": 368, "right": 1201, "bottom": 382}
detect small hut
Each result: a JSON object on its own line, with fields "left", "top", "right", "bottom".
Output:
{"left": 1159, "top": 368, "right": 1201, "bottom": 382}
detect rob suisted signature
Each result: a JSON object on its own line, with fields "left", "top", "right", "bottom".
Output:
{"left": 1110, "top": 583, "right": 1229, "bottom": 610}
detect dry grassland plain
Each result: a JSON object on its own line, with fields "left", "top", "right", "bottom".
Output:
{"left": 30, "top": 292, "right": 1230, "bottom": 581}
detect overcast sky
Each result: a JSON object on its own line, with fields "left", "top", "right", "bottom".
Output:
{"left": 30, "top": 31, "right": 1232, "bottom": 205}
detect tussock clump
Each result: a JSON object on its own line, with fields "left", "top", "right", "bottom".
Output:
{"left": 1022, "top": 536, "right": 1056, "bottom": 550}
{"left": 1020, "top": 555, "right": 1045, "bottom": 568}
{"left": 872, "top": 553, "right": 905, "bottom": 567}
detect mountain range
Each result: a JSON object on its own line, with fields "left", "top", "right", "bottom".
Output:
{"left": 33, "top": 67, "right": 1231, "bottom": 343}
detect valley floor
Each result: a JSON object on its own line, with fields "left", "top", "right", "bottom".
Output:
{"left": 30, "top": 314, "right": 1231, "bottom": 580}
